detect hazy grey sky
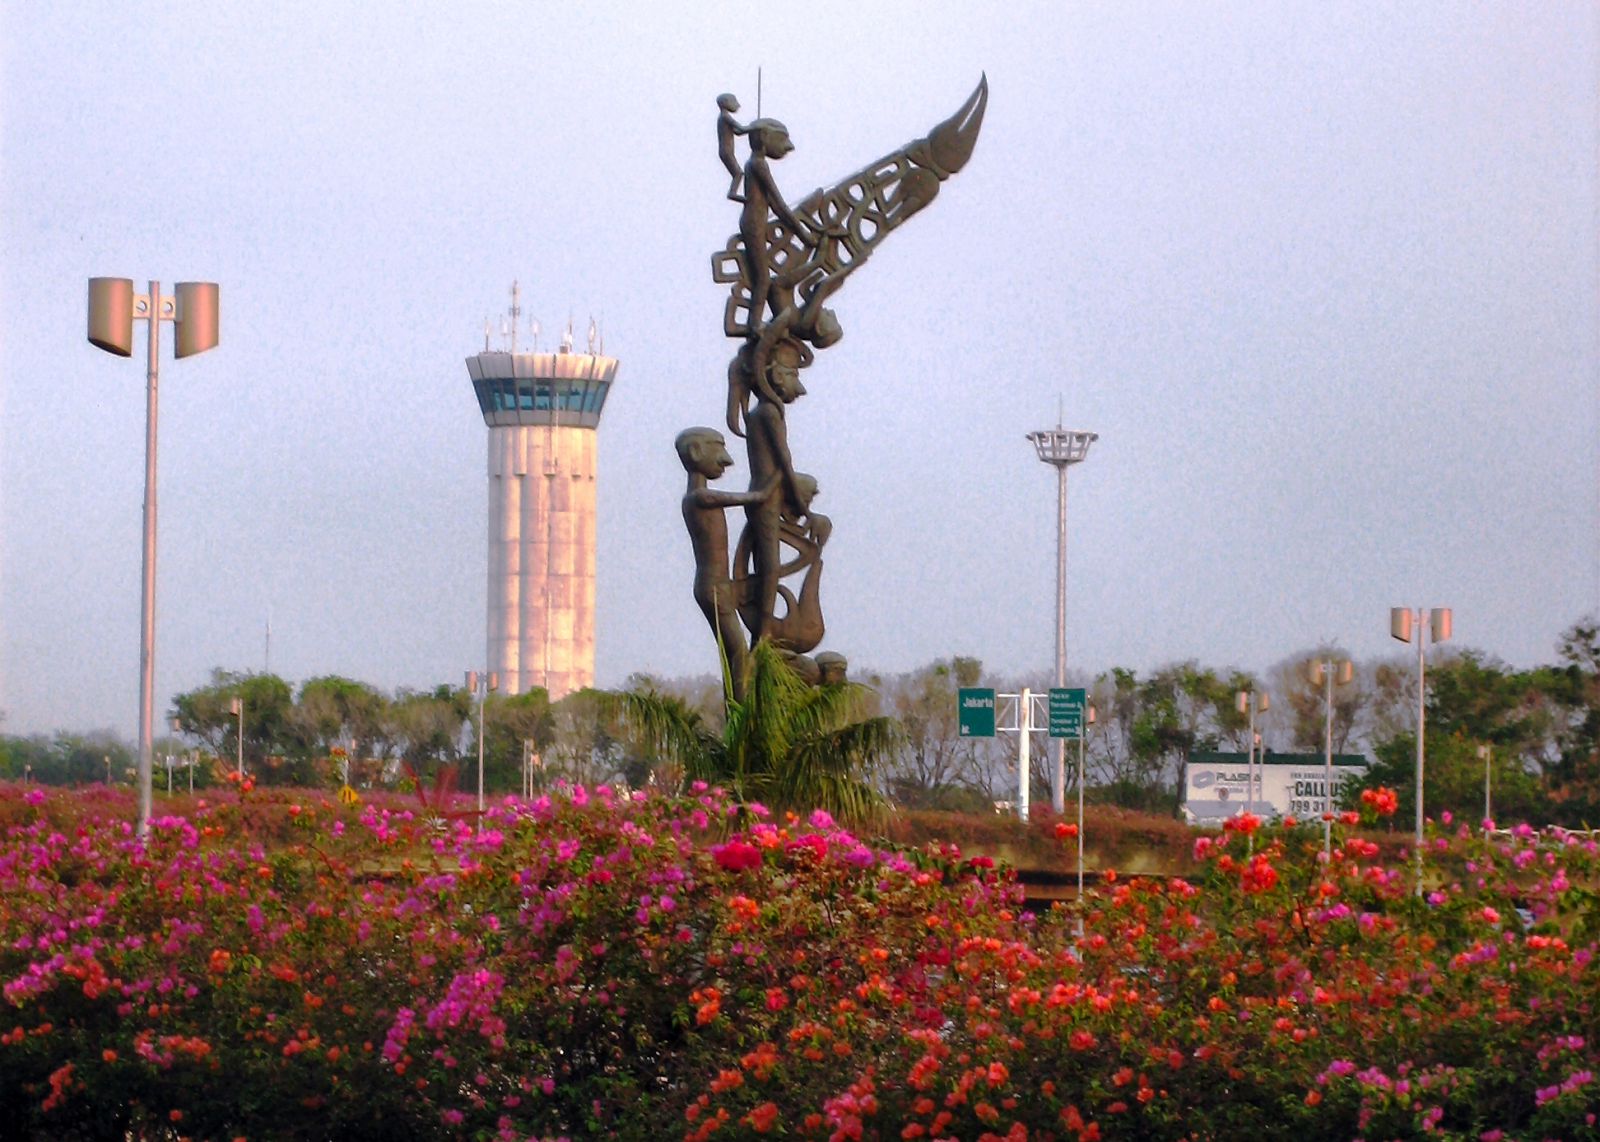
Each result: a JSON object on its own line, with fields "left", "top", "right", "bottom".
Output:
{"left": 2, "top": 1, "right": 1596, "bottom": 737}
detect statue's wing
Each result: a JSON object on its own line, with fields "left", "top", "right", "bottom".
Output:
{"left": 712, "top": 75, "right": 987, "bottom": 339}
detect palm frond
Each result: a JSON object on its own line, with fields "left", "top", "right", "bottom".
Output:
{"left": 739, "top": 640, "right": 808, "bottom": 777}
{"left": 604, "top": 689, "right": 724, "bottom": 784}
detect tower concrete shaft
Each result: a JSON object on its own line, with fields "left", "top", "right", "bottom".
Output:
{"left": 467, "top": 347, "right": 618, "bottom": 700}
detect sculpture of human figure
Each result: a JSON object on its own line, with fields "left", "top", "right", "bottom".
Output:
{"left": 736, "top": 470, "right": 830, "bottom": 653}
{"left": 740, "top": 334, "right": 812, "bottom": 645}
{"left": 716, "top": 94, "right": 748, "bottom": 202}
{"left": 815, "top": 651, "right": 848, "bottom": 685}
{"left": 676, "top": 427, "right": 778, "bottom": 689}
{"left": 740, "top": 119, "right": 821, "bottom": 327}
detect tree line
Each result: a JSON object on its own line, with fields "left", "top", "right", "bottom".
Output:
{"left": 2, "top": 616, "right": 1595, "bottom": 826}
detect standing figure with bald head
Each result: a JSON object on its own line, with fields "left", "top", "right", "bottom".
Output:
{"left": 716, "top": 94, "right": 748, "bottom": 202}
{"left": 740, "top": 118, "right": 821, "bottom": 327}
{"left": 676, "top": 426, "right": 777, "bottom": 691}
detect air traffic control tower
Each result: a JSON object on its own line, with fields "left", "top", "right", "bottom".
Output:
{"left": 465, "top": 294, "right": 618, "bottom": 700}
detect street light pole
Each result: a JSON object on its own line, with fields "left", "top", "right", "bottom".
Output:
{"left": 467, "top": 670, "right": 499, "bottom": 813}
{"left": 1026, "top": 423, "right": 1097, "bottom": 815}
{"left": 1077, "top": 704, "right": 1096, "bottom": 916}
{"left": 1391, "top": 606, "right": 1452, "bottom": 895}
{"left": 87, "top": 277, "right": 218, "bottom": 837}
{"left": 1480, "top": 743, "right": 1492, "bottom": 830}
{"left": 230, "top": 696, "right": 245, "bottom": 781}
{"left": 1234, "top": 688, "right": 1269, "bottom": 815}
{"left": 1309, "top": 658, "right": 1353, "bottom": 857}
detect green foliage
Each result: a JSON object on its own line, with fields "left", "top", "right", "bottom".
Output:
{"left": 170, "top": 670, "right": 294, "bottom": 780}
{"left": 0, "top": 732, "right": 132, "bottom": 787}
{"left": 480, "top": 687, "right": 552, "bottom": 792}
{"left": 882, "top": 656, "right": 1001, "bottom": 806}
{"left": 620, "top": 640, "right": 897, "bottom": 822}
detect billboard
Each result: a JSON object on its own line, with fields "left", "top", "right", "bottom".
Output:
{"left": 1183, "top": 752, "right": 1367, "bottom": 825}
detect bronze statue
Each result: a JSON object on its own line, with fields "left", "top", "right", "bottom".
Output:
{"left": 682, "top": 77, "right": 987, "bottom": 689}
{"left": 734, "top": 469, "right": 830, "bottom": 654}
{"left": 716, "top": 94, "right": 748, "bottom": 202}
{"left": 676, "top": 427, "right": 775, "bottom": 686}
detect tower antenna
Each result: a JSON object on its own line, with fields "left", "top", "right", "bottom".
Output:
{"left": 509, "top": 280, "right": 522, "bottom": 355}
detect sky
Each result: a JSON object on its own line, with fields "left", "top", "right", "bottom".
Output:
{"left": 2, "top": 1, "right": 1597, "bottom": 739}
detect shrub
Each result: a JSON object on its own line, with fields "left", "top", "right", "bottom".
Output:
{"left": 0, "top": 782, "right": 1596, "bottom": 1139}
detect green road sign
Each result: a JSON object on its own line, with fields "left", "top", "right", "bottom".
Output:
{"left": 1049, "top": 687, "right": 1086, "bottom": 739}
{"left": 958, "top": 688, "right": 996, "bottom": 737}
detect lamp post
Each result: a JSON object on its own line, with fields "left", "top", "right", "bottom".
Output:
{"left": 1234, "top": 687, "right": 1270, "bottom": 816}
{"left": 467, "top": 670, "right": 499, "bottom": 812}
{"left": 522, "top": 739, "right": 541, "bottom": 799}
{"left": 1025, "top": 423, "right": 1097, "bottom": 814}
{"left": 229, "top": 696, "right": 245, "bottom": 781}
{"left": 167, "top": 715, "right": 186, "bottom": 795}
{"left": 1479, "top": 743, "right": 1492, "bottom": 830}
{"left": 1391, "top": 606, "right": 1452, "bottom": 895}
{"left": 1076, "top": 704, "right": 1096, "bottom": 917}
{"left": 87, "top": 277, "right": 219, "bottom": 837}
{"left": 1308, "top": 658, "right": 1354, "bottom": 857}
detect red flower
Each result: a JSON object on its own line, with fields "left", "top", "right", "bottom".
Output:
{"left": 1055, "top": 822, "right": 1079, "bottom": 839}
{"left": 712, "top": 841, "right": 763, "bottom": 872}
{"left": 1241, "top": 854, "right": 1278, "bottom": 894}
{"left": 1361, "top": 786, "right": 1399, "bottom": 816}
{"left": 1223, "top": 811, "right": 1262, "bottom": 836}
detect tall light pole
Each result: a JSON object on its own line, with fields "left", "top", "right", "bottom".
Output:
{"left": 1234, "top": 687, "right": 1269, "bottom": 811}
{"left": 169, "top": 715, "right": 193, "bottom": 795}
{"left": 1076, "top": 704, "right": 1096, "bottom": 918}
{"left": 1479, "top": 743, "right": 1492, "bottom": 830}
{"left": 1309, "top": 658, "right": 1354, "bottom": 857}
{"left": 229, "top": 696, "right": 245, "bottom": 781}
{"left": 467, "top": 670, "right": 499, "bottom": 812}
{"left": 87, "top": 277, "right": 219, "bottom": 837}
{"left": 1026, "top": 423, "right": 1097, "bottom": 814}
{"left": 1391, "top": 606, "right": 1452, "bottom": 895}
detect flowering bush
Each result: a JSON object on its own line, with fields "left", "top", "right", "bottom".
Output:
{"left": 1360, "top": 785, "right": 1400, "bottom": 821}
{"left": 0, "top": 782, "right": 1596, "bottom": 1140}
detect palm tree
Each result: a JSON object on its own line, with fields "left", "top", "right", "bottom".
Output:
{"left": 618, "top": 640, "right": 898, "bottom": 823}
